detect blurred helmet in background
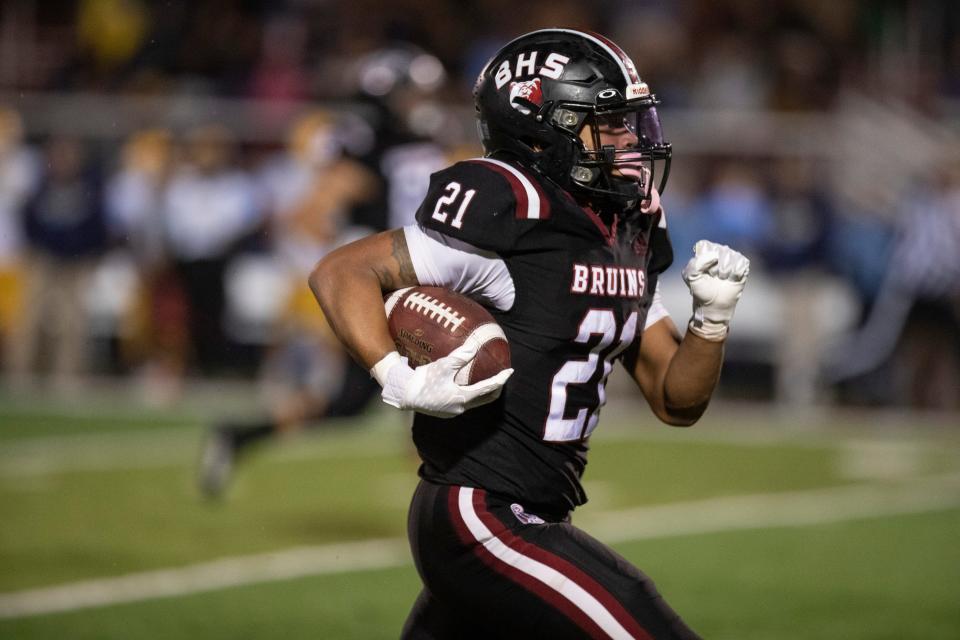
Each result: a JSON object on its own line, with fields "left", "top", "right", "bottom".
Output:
{"left": 351, "top": 44, "right": 449, "bottom": 141}
{"left": 356, "top": 45, "right": 446, "bottom": 99}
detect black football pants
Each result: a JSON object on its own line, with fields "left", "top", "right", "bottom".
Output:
{"left": 402, "top": 478, "right": 702, "bottom": 639}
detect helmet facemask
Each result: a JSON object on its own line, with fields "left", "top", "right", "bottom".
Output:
{"left": 550, "top": 99, "right": 671, "bottom": 216}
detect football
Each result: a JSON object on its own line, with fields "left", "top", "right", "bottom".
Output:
{"left": 384, "top": 286, "right": 511, "bottom": 385}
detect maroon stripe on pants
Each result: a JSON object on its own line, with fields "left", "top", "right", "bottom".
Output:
{"left": 448, "top": 486, "right": 655, "bottom": 640}
{"left": 446, "top": 486, "right": 607, "bottom": 638}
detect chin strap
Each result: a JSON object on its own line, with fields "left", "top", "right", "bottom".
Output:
{"left": 571, "top": 169, "right": 642, "bottom": 216}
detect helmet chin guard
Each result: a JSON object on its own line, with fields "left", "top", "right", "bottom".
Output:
{"left": 474, "top": 29, "right": 671, "bottom": 214}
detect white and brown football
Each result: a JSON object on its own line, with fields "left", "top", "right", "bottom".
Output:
{"left": 384, "top": 286, "right": 511, "bottom": 385}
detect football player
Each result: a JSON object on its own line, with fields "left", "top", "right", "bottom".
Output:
{"left": 310, "top": 30, "right": 749, "bottom": 639}
{"left": 199, "top": 49, "right": 451, "bottom": 498}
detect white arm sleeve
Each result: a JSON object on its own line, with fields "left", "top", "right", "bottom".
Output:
{"left": 402, "top": 224, "right": 516, "bottom": 312}
{"left": 643, "top": 282, "right": 671, "bottom": 331}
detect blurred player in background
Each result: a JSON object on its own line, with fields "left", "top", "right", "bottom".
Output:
{"left": 825, "top": 151, "right": 960, "bottom": 408}
{"left": 348, "top": 44, "right": 451, "bottom": 231}
{"left": 104, "top": 128, "right": 185, "bottom": 402}
{"left": 198, "top": 110, "right": 380, "bottom": 497}
{"left": 164, "top": 124, "right": 262, "bottom": 376}
{"left": 198, "top": 46, "right": 458, "bottom": 497}
{"left": 9, "top": 134, "right": 107, "bottom": 392}
{"left": 310, "top": 29, "right": 749, "bottom": 639}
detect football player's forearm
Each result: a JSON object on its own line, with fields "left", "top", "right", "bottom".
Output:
{"left": 310, "top": 230, "right": 421, "bottom": 369}
{"left": 660, "top": 332, "right": 724, "bottom": 426}
{"left": 309, "top": 255, "right": 394, "bottom": 369}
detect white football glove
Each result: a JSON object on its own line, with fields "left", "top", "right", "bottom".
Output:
{"left": 370, "top": 342, "right": 514, "bottom": 418}
{"left": 681, "top": 240, "right": 750, "bottom": 342}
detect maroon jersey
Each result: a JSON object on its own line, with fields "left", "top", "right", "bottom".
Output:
{"left": 412, "top": 154, "right": 673, "bottom": 515}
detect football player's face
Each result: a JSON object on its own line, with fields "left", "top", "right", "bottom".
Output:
{"left": 580, "top": 113, "right": 661, "bottom": 210}
{"left": 581, "top": 114, "right": 638, "bottom": 150}
{"left": 582, "top": 115, "right": 649, "bottom": 183}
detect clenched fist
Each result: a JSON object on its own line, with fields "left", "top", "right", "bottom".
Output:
{"left": 681, "top": 240, "right": 750, "bottom": 342}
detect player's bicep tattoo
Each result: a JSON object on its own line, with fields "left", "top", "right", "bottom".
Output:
{"left": 391, "top": 229, "right": 419, "bottom": 285}
{"left": 372, "top": 229, "right": 418, "bottom": 292}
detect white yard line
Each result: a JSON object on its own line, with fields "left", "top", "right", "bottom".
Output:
{"left": 0, "top": 429, "right": 194, "bottom": 476}
{"left": 3, "top": 417, "right": 952, "bottom": 478}
{"left": 2, "top": 473, "right": 959, "bottom": 620}
{"left": 0, "top": 538, "right": 411, "bottom": 620}
{"left": 580, "top": 472, "right": 960, "bottom": 543}
{"left": 0, "top": 428, "right": 405, "bottom": 478}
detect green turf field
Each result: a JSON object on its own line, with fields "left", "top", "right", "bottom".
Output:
{"left": 1, "top": 391, "right": 958, "bottom": 639}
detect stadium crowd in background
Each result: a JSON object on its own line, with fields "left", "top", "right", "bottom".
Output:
{"left": 0, "top": 0, "right": 958, "bottom": 411}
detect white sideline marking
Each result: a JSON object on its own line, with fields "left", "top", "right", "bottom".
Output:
{"left": 0, "top": 428, "right": 405, "bottom": 478}
{"left": 0, "top": 438, "right": 188, "bottom": 477}
{"left": 1, "top": 474, "right": 959, "bottom": 620}
{"left": 0, "top": 538, "right": 410, "bottom": 619}
{"left": 3, "top": 404, "right": 956, "bottom": 477}
{"left": 836, "top": 439, "right": 926, "bottom": 481}
{"left": 581, "top": 472, "right": 960, "bottom": 544}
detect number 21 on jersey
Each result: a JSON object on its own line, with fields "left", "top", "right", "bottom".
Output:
{"left": 431, "top": 181, "right": 476, "bottom": 229}
{"left": 544, "top": 309, "right": 638, "bottom": 442}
